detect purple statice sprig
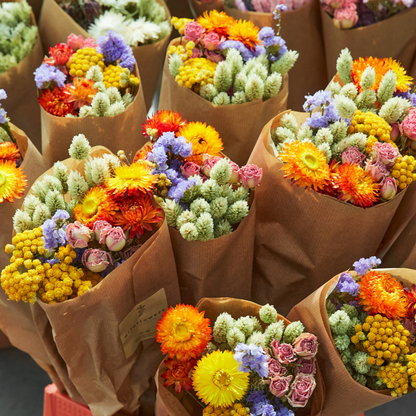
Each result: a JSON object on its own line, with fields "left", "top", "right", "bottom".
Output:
{"left": 335, "top": 272, "right": 360, "bottom": 296}
{"left": 303, "top": 90, "right": 332, "bottom": 113}
{"left": 234, "top": 343, "right": 268, "bottom": 378}
{"left": 353, "top": 256, "right": 381, "bottom": 276}
{"left": 97, "top": 31, "right": 135, "bottom": 71}
{"left": 41, "top": 210, "right": 70, "bottom": 251}
{"left": 168, "top": 176, "right": 200, "bottom": 203}
{"left": 246, "top": 390, "right": 294, "bottom": 416}
{"left": 0, "top": 89, "right": 8, "bottom": 125}
{"left": 34, "top": 64, "right": 66, "bottom": 90}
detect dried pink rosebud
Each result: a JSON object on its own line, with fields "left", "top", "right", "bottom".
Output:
{"left": 380, "top": 177, "right": 397, "bottom": 200}
{"left": 93, "top": 220, "right": 112, "bottom": 244}
{"left": 82, "top": 248, "right": 112, "bottom": 273}
{"left": 239, "top": 164, "right": 263, "bottom": 189}
{"left": 105, "top": 227, "right": 127, "bottom": 252}
{"left": 66, "top": 221, "right": 91, "bottom": 249}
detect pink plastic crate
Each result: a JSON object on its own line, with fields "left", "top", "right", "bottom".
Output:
{"left": 44, "top": 384, "right": 92, "bottom": 416}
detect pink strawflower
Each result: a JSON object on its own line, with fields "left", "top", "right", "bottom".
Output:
{"left": 341, "top": 146, "right": 366, "bottom": 166}
{"left": 371, "top": 142, "right": 400, "bottom": 167}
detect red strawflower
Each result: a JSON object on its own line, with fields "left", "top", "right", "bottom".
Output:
{"left": 38, "top": 86, "right": 76, "bottom": 117}
{"left": 405, "top": 285, "right": 416, "bottom": 319}
{"left": 142, "top": 110, "right": 187, "bottom": 140}
{"left": 43, "top": 43, "right": 73, "bottom": 67}
{"left": 161, "top": 358, "right": 196, "bottom": 393}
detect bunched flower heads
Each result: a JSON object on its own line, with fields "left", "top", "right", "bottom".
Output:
{"left": 192, "top": 350, "right": 249, "bottom": 408}
{"left": 156, "top": 304, "right": 212, "bottom": 361}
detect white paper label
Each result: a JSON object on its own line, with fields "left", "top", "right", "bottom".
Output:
{"left": 119, "top": 288, "right": 168, "bottom": 358}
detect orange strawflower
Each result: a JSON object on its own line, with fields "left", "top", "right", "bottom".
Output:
{"left": 156, "top": 304, "right": 212, "bottom": 361}
{"left": 279, "top": 141, "right": 330, "bottom": 191}
{"left": 197, "top": 10, "right": 235, "bottom": 38}
{"left": 358, "top": 271, "right": 409, "bottom": 320}
{"left": 142, "top": 110, "right": 187, "bottom": 140}
{"left": 162, "top": 358, "right": 196, "bottom": 393}
{"left": 352, "top": 57, "right": 388, "bottom": 92}
{"left": 335, "top": 163, "right": 379, "bottom": 208}
{"left": 228, "top": 20, "right": 261, "bottom": 51}
{"left": 73, "top": 186, "right": 117, "bottom": 227}
{"left": 0, "top": 160, "right": 27, "bottom": 203}
{"left": 105, "top": 161, "right": 158, "bottom": 197}
{"left": 63, "top": 78, "right": 98, "bottom": 110}
{"left": 178, "top": 122, "right": 223, "bottom": 165}
{"left": 113, "top": 194, "right": 163, "bottom": 238}
{"left": 0, "top": 142, "right": 20, "bottom": 161}
{"left": 38, "top": 86, "right": 76, "bottom": 117}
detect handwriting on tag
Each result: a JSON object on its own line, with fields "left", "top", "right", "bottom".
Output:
{"left": 119, "top": 288, "right": 168, "bottom": 358}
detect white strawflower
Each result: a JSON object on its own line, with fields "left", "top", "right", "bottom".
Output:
{"left": 88, "top": 10, "right": 129, "bottom": 39}
{"left": 124, "top": 17, "right": 161, "bottom": 46}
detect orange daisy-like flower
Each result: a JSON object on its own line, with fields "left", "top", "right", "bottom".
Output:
{"left": 178, "top": 122, "right": 223, "bottom": 165}
{"left": 335, "top": 163, "right": 379, "bottom": 208}
{"left": 156, "top": 304, "right": 212, "bottom": 361}
{"left": 162, "top": 358, "right": 196, "bottom": 394}
{"left": 319, "top": 159, "right": 340, "bottom": 197}
{"left": 38, "top": 86, "right": 76, "bottom": 117}
{"left": 279, "top": 141, "right": 330, "bottom": 191}
{"left": 0, "top": 160, "right": 27, "bottom": 203}
{"left": 0, "top": 142, "right": 20, "bottom": 162}
{"left": 352, "top": 57, "right": 388, "bottom": 92}
{"left": 63, "top": 78, "right": 98, "bottom": 110}
{"left": 228, "top": 19, "right": 261, "bottom": 51}
{"left": 197, "top": 10, "right": 235, "bottom": 38}
{"left": 105, "top": 161, "right": 158, "bottom": 197}
{"left": 142, "top": 110, "right": 187, "bottom": 140}
{"left": 358, "top": 271, "right": 409, "bottom": 320}
{"left": 73, "top": 186, "right": 117, "bottom": 227}
{"left": 383, "top": 58, "right": 413, "bottom": 93}
{"left": 113, "top": 194, "right": 163, "bottom": 238}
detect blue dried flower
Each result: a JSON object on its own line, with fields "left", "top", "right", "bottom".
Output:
{"left": 335, "top": 272, "right": 360, "bottom": 296}
{"left": 303, "top": 90, "right": 333, "bottom": 113}
{"left": 168, "top": 177, "right": 199, "bottom": 202}
{"left": 41, "top": 215, "right": 68, "bottom": 251}
{"left": 258, "top": 27, "right": 275, "bottom": 40}
{"left": 353, "top": 256, "right": 381, "bottom": 276}
{"left": 0, "top": 109, "right": 7, "bottom": 124}
{"left": 0, "top": 90, "right": 7, "bottom": 100}
{"left": 171, "top": 135, "right": 192, "bottom": 158}
{"left": 34, "top": 64, "right": 66, "bottom": 89}
{"left": 219, "top": 40, "right": 253, "bottom": 61}
{"left": 234, "top": 343, "right": 268, "bottom": 378}
{"left": 97, "top": 31, "right": 135, "bottom": 71}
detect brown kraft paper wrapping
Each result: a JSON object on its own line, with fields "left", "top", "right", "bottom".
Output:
{"left": 321, "top": 7, "right": 416, "bottom": 83}
{"left": 287, "top": 268, "right": 416, "bottom": 415}
{"left": 27, "top": 0, "right": 43, "bottom": 20}
{"left": 169, "top": 200, "right": 256, "bottom": 306}
{"left": 159, "top": 39, "right": 288, "bottom": 166}
{"left": 247, "top": 111, "right": 406, "bottom": 316}
{"left": 155, "top": 297, "right": 325, "bottom": 416}
{"left": 0, "top": 124, "right": 48, "bottom": 272}
{"left": 0, "top": 12, "right": 43, "bottom": 150}
{"left": 166, "top": 0, "right": 193, "bottom": 19}
{"left": 224, "top": 0, "right": 328, "bottom": 111}
{"left": 0, "top": 148, "right": 182, "bottom": 416}
{"left": 38, "top": 0, "right": 172, "bottom": 110}
{"left": 189, "top": 0, "right": 223, "bottom": 17}
{"left": 40, "top": 67, "right": 147, "bottom": 166}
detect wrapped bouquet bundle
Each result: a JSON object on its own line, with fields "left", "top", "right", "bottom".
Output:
{"left": 35, "top": 31, "right": 147, "bottom": 165}
{"left": 248, "top": 48, "right": 416, "bottom": 315}
{"left": 39, "top": 0, "right": 171, "bottom": 109}
{"left": 138, "top": 111, "right": 260, "bottom": 305}
{"left": 320, "top": 0, "right": 416, "bottom": 82}
{"left": 156, "top": 299, "right": 324, "bottom": 416}
{"left": 159, "top": 9, "right": 295, "bottom": 166}
{"left": 0, "top": 89, "right": 47, "bottom": 271}
{"left": 0, "top": 0, "right": 43, "bottom": 149}
{"left": 0, "top": 136, "right": 181, "bottom": 415}
{"left": 288, "top": 257, "right": 416, "bottom": 415}
{"left": 219, "top": 1, "right": 327, "bottom": 110}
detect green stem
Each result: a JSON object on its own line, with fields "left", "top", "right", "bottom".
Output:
{"left": 1, "top": 123, "right": 16, "bottom": 144}
{"left": 185, "top": 390, "right": 204, "bottom": 408}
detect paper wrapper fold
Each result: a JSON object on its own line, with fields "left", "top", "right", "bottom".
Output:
{"left": 287, "top": 268, "right": 416, "bottom": 415}
{"left": 0, "top": 13, "right": 43, "bottom": 150}
{"left": 159, "top": 39, "right": 288, "bottom": 166}
{"left": 224, "top": 0, "right": 328, "bottom": 111}
{"left": 38, "top": 0, "right": 171, "bottom": 110}
{"left": 0, "top": 150, "right": 181, "bottom": 416}
{"left": 0, "top": 124, "right": 48, "bottom": 272}
{"left": 40, "top": 67, "right": 147, "bottom": 166}
{"left": 247, "top": 111, "right": 406, "bottom": 316}
{"left": 156, "top": 297, "right": 325, "bottom": 416}
{"left": 169, "top": 200, "right": 256, "bottom": 306}
{"left": 189, "top": 0, "right": 223, "bottom": 17}
{"left": 321, "top": 8, "right": 416, "bottom": 82}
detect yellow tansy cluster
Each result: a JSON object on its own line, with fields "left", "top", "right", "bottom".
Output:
{"left": 171, "top": 16, "right": 194, "bottom": 35}
{"left": 406, "top": 353, "right": 416, "bottom": 389}
{"left": 348, "top": 111, "right": 394, "bottom": 154}
{"left": 175, "top": 58, "right": 217, "bottom": 90}
{"left": 1, "top": 228, "right": 46, "bottom": 303}
{"left": 203, "top": 404, "right": 250, "bottom": 416}
{"left": 351, "top": 314, "right": 411, "bottom": 366}
{"left": 376, "top": 362, "right": 409, "bottom": 397}
{"left": 390, "top": 155, "right": 416, "bottom": 190}
{"left": 67, "top": 48, "right": 105, "bottom": 78}
{"left": 102, "top": 65, "right": 133, "bottom": 89}
{"left": 167, "top": 42, "right": 195, "bottom": 61}
{"left": 38, "top": 245, "right": 102, "bottom": 304}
